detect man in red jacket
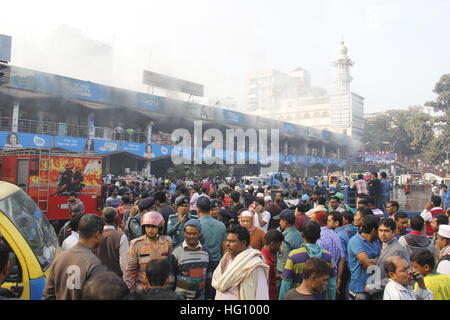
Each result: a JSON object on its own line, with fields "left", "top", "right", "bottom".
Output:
{"left": 261, "top": 229, "right": 284, "bottom": 300}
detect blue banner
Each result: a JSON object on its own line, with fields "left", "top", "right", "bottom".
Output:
{"left": 0, "top": 131, "right": 52, "bottom": 150}
{"left": 94, "top": 139, "right": 120, "bottom": 154}
{"left": 137, "top": 93, "right": 162, "bottom": 113}
{"left": 54, "top": 136, "right": 87, "bottom": 152}
{"left": 122, "top": 142, "right": 146, "bottom": 158}
{"left": 151, "top": 144, "right": 172, "bottom": 158}
{"left": 283, "top": 122, "right": 296, "bottom": 135}
{"left": 0, "top": 34, "right": 12, "bottom": 62}
{"left": 223, "top": 110, "right": 242, "bottom": 125}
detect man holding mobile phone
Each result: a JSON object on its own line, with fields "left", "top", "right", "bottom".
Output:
{"left": 383, "top": 256, "right": 433, "bottom": 300}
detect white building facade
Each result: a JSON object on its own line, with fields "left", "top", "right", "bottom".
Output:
{"left": 246, "top": 41, "right": 365, "bottom": 140}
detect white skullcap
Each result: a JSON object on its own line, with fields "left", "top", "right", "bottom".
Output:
{"left": 438, "top": 224, "right": 450, "bottom": 239}
{"left": 240, "top": 210, "right": 253, "bottom": 217}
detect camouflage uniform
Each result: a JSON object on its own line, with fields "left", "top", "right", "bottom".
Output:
{"left": 123, "top": 234, "right": 172, "bottom": 291}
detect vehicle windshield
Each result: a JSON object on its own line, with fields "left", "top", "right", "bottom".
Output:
{"left": 0, "top": 190, "right": 58, "bottom": 271}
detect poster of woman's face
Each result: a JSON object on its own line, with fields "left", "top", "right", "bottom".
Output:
{"left": 144, "top": 144, "right": 154, "bottom": 159}
{"left": 3, "top": 132, "right": 23, "bottom": 150}
{"left": 84, "top": 139, "right": 95, "bottom": 152}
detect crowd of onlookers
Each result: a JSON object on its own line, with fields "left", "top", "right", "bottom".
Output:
{"left": 1, "top": 174, "right": 449, "bottom": 301}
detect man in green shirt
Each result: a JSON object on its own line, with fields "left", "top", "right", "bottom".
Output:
{"left": 411, "top": 249, "right": 450, "bottom": 300}
{"left": 275, "top": 209, "right": 303, "bottom": 273}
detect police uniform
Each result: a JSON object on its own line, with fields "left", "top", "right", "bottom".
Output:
{"left": 122, "top": 234, "right": 172, "bottom": 291}
{"left": 167, "top": 212, "right": 199, "bottom": 248}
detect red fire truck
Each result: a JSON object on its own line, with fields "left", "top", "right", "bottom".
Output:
{"left": 0, "top": 148, "right": 103, "bottom": 222}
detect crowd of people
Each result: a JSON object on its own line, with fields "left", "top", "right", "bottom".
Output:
{"left": 1, "top": 173, "right": 449, "bottom": 301}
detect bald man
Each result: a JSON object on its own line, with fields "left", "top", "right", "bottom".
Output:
{"left": 383, "top": 256, "right": 432, "bottom": 300}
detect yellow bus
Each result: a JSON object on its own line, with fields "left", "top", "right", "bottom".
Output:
{"left": 0, "top": 181, "right": 59, "bottom": 299}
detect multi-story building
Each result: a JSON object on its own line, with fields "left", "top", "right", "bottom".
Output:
{"left": 246, "top": 68, "right": 312, "bottom": 112}
{"left": 247, "top": 41, "right": 365, "bottom": 140}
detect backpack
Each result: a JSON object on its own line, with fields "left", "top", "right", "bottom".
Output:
{"left": 126, "top": 214, "right": 142, "bottom": 241}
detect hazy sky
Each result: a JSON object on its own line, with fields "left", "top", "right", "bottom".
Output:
{"left": 2, "top": 0, "right": 450, "bottom": 113}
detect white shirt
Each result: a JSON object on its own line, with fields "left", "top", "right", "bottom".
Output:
{"left": 62, "top": 231, "right": 79, "bottom": 251}
{"left": 383, "top": 279, "right": 433, "bottom": 300}
{"left": 190, "top": 192, "right": 199, "bottom": 211}
{"left": 253, "top": 210, "right": 271, "bottom": 233}
{"left": 104, "top": 225, "right": 130, "bottom": 272}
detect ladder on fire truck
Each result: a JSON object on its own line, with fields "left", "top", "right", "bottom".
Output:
{"left": 37, "top": 148, "right": 51, "bottom": 214}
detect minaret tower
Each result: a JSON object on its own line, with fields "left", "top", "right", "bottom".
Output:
{"left": 333, "top": 41, "right": 354, "bottom": 94}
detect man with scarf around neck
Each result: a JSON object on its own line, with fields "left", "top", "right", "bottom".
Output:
{"left": 278, "top": 220, "right": 336, "bottom": 300}
{"left": 212, "top": 225, "right": 269, "bottom": 300}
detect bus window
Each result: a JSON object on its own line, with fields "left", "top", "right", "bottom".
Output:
{"left": 0, "top": 190, "right": 58, "bottom": 271}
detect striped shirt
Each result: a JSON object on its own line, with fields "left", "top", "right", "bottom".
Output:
{"left": 383, "top": 279, "right": 432, "bottom": 300}
{"left": 282, "top": 247, "right": 336, "bottom": 287}
{"left": 169, "top": 241, "right": 211, "bottom": 300}
{"left": 317, "top": 226, "right": 345, "bottom": 274}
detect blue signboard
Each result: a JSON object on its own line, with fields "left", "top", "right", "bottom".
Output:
{"left": 0, "top": 34, "right": 12, "bottom": 62}
{"left": 321, "top": 129, "right": 331, "bottom": 140}
{"left": 172, "top": 145, "right": 192, "bottom": 160}
{"left": 122, "top": 142, "right": 146, "bottom": 158}
{"left": 61, "top": 79, "right": 106, "bottom": 103}
{"left": 137, "top": 93, "right": 162, "bottom": 113}
{"left": 0, "top": 131, "right": 52, "bottom": 149}
{"left": 151, "top": 144, "right": 172, "bottom": 158}
{"left": 54, "top": 136, "right": 87, "bottom": 152}
{"left": 94, "top": 139, "right": 120, "bottom": 154}
{"left": 283, "top": 122, "right": 296, "bottom": 135}
{"left": 223, "top": 110, "right": 242, "bottom": 125}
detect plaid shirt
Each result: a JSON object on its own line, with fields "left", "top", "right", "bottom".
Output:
{"left": 354, "top": 179, "right": 368, "bottom": 195}
{"left": 317, "top": 227, "right": 345, "bottom": 274}
{"left": 123, "top": 234, "right": 172, "bottom": 291}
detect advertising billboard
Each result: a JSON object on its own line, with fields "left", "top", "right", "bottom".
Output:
{"left": 0, "top": 131, "right": 53, "bottom": 150}
{"left": 143, "top": 70, "right": 204, "bottom": 97}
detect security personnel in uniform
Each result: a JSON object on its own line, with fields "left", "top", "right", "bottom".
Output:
{"left": 123, "top": 211, "right": 172, "bottom": 292}
{"left": 167, "top": 196, "right": 199, "bottom": 248}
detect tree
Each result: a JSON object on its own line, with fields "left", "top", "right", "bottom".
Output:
{"left": 425, "top": 74, "right": 450, "bottom": 117}
{"left": 404, "top": 113, "right": 434, "bottom": 153}
{"left": 424, "top": 74, "right": 450, "bottom": 165}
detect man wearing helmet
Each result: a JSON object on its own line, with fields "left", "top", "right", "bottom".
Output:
{"left": 123, "top": 211, "right": 172, "bottom": 291}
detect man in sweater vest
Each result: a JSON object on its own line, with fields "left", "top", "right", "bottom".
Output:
{"left": 95, "top": 207, "right": 129, "bottom": 276}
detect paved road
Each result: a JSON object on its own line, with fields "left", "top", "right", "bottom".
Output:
{"left": 389, "top": 186, "right": 433, "bottom": 212}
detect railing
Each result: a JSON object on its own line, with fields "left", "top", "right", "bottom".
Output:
{"left": 0, "top": 117, "right": 147, "bottom": 143}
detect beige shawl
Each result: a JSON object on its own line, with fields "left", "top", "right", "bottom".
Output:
{"left": 212, "top": 248, "right": 269, "bottom": 300}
